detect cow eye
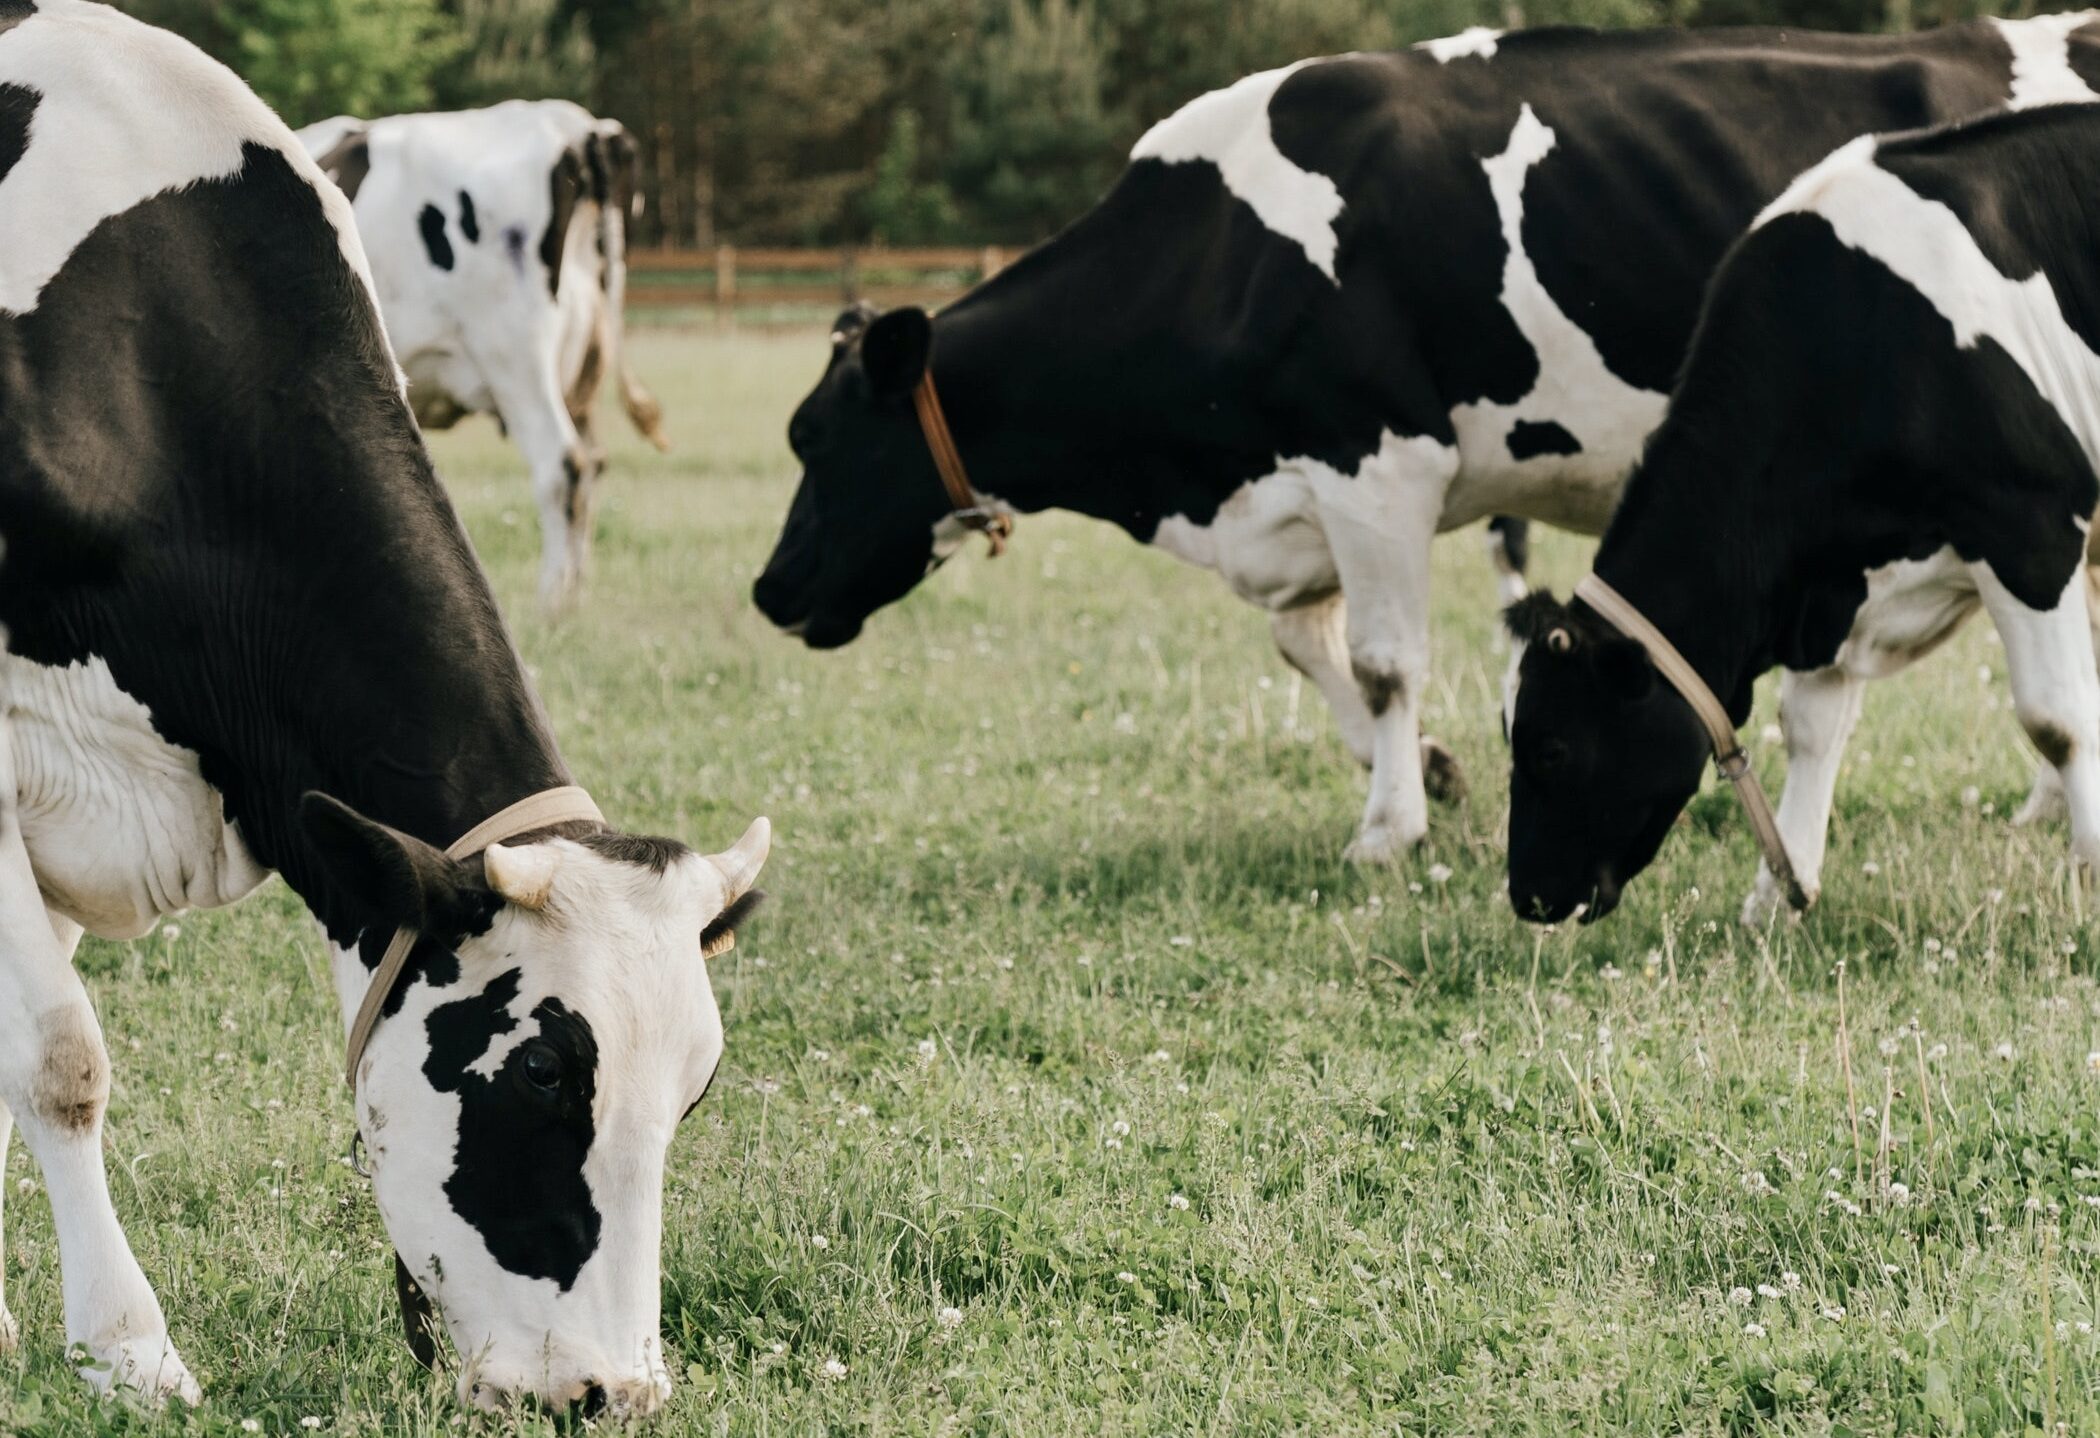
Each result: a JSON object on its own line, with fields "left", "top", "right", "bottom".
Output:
{"left": 520, "top": 1041, "right": 562, "bottom": 1090}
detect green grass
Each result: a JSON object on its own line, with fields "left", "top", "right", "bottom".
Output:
{"left": 9, "top": 323, "right": 2100, "bottom": 1435}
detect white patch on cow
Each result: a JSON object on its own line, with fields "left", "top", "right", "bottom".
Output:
{"left": 0, "top": 0, "right": 377, "bottom": 317}
{"left": 1420, "top": 27, "right": 1500, "bottom": 63}
{"left": 1443, "top": 106, "right": 1669, "bottom": 531}
{"left": 1130, "top": 61, "right": 1343, "bottom": 282}
{"left": 1992, "top": 12, "right": 2100, "bottom": 109}
{"left": 4, "top": 654, "right": 269, "bottom": 939}
{"left": 1152, "top": 463, "right": 1339, "bottom": 611}
{"left": 1758, "top": 137, "right": 2100, "bottom": 471}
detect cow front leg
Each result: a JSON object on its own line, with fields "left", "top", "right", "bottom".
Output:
{"left": 0, "top": 882, "right": 196, "bottom": 1402}
{"left": 1977, "top": 562, "right": 2100, "bottom": 878}
{"left": 1313, "top": 435, "right": 1457, "bottom": 864}
{"left": 1741, "top": 666, "right": 1866, "bottom": 927}
{"left": 478, "top": 338, "right": 597, "bottom": 607}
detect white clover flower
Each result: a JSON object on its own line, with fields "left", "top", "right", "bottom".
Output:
{"left": 1743, "top": 1321, "right": 1767, "bottom": 1338}
{"left": 1741, "top": 1171, "right": 1776, "bottom": 1195}
{"left": 916, "top": 1038, "right": 938, "bottom": 1060}
{"left": 1877, "top": 1036, "right": 1901, "bottom": 1057}
{"left": 1104, "top": 1137, "right": 1123, "bottom": 1150}
{"left": 1146, "top": 1049, "right": 1170, "bottom": 1064}
{"left": 1757, "top": 1284, "right": 1782, "bottom": 1299}
{"left": 1862, "top": 861, "right": 1882, "bottom": 877}
{"left": 937, "top": 1306, "right": 963, "bottom": 1329}
{"left": 811, "top": 1234, "right": 829, "bottom": 1250}
{"left": 1961, "top": 786, "right": 1981, "bottom": 808}
{"left": 241, "top": 1423, "right": 261, "bottom": 1435}
{"left": 1427, "top": 863, "right": 1453, "bottom": 885}
{"left": 1599, "top": 964, "right": 1623, "bottom": 983}
{"left": 163, "top": 924, "right": 183, "bottom": 941}
{"left": 820, "top": 1357, "right": 848, "bottom": 1381}
{"left": 1111, "top": 1119, "right": 1130, "bottom": 1137}
{"left": 2087, "top": 1051, "right": 2100, "bottom": 1072}
{"left": 1887, "top": 1181, "right": 1910, "bottom": 1204}
{"left": 1821, "top": 1305, "right": 1846, "bottom": 1322}
{"left": 1995, "top": 1042, "right": 2016, "bottom": 1062}
{"left": 1117, "top": 1271, "right": 1137, "bottom": 1284}
{"left": 1168, "top": 1193, "right": 1190, "bottom": 1211}
{"left": 1168, "top": 935, "right": 1194, "bottom": 948}
{"left": 301, "top": 1421, "right": 323, "bottom": 1431}
{"left": 1782, "top": 1271, "right": 1802, "bottom": 1291}
{"left": 1923, "top": 939, "right": 1942, "bottom": 954}
{"left": 1728, "top": 1286, "right": 1754, "bottom": 1307}
{"left": 1927, "top": 1043, "right": 1949, "bottom": 1061}
{"left": 2027, "top": 1195, "right": 2045, "bottom": 1213}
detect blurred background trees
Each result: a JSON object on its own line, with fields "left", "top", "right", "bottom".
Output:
{"left": 117, "top": 0, "right": 2070, "bottom": 245}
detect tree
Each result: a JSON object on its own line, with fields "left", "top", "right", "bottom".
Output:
{"left": 436, "top": 0, "right": 596, "bottom": 109}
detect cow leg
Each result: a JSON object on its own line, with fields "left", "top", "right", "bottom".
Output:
{"left": 1312, "top": 436, "right": 1457, "bottom": 863}
{"left": 1485, "top": 517, "right": 1530, "bottom": 607}
{"left": 1977, "top": 562, "right": 2100, "bottom": 876}
{"left": 0, "top": 1098, "right": 13, "bottom": 1354}
{"left": 1272, "top": 595, "right": 1374, "bottom": 769}
{"left": 2013, "top": 566, "right": 2100, "bottom": 825}
{"left": 0, "top": 840, "right": 196, "bottom": 1403}
{"left": 1740, "top": 665, "right": 1866, "bottom": 927}
{"left": 480, "top": 343, "right": 597, "bottom": 606}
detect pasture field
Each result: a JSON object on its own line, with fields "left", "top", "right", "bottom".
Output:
{"left": 12, "top": 326, "right": 2100, "bottom": 1437}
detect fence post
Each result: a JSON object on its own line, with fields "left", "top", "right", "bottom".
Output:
{"left": 980, "top": 245, "right": 1005, "bottom": 282}
{"left": 714, "top": 244, "right": 736, "bottom": 312}
{"left": 841, "top": 246, "right": 861, "bottom": 304}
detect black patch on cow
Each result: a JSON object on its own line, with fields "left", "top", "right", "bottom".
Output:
{"left": 1506, "top": 420, "right": 1581, "bottom": 461}
{"left": 417, "top": 203, "right": 453, "bottom": 271}
{"left": 425, "top": 969, "right": 602, "bottom": 1289}
{"left": 0, "top": 83, "right": 32, "bottom": 188}
{"left": 576, "top": 831, "right": 690, "bottom": 874}
{"left": 314, "top": 131, "right": 369, "bottom": 202}
{"left": 2064, "top": 17, "right": 2100, "bottom": 98}
{"left": 457, "top": 189, "right": 479, "bottom": 244}
{"left": 0, "top": 0, "right": 34, "bottom": 33}
{"left": 1352, "top": 659, "right": 1403, "bottom": 717}
{"left": 2028, "top": 718, "right": 2076, "bottom": 769}
{"left": 539, "top": 147, "right": 584, "bottom": 297}
{"left": 756, "top": 22, "right": 2082, "bottom": 650}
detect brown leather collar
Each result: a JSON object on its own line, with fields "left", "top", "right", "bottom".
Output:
{"left": 911, "top": 368, "right": 1012, "bottom": 557}
{"left": 1575, "top": 575, "right": 1811, "bottom": 912}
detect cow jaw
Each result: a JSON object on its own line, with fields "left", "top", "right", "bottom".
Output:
{"left": 331, "top": 826, "right": 763, "bottom": 1410}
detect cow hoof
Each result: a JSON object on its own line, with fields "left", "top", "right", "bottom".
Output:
{"left": 79, "top": 1334, "right": 201, "bottom": 1407}
{"left": 1740, "top": 874, "right": 1817, "bottom": 929}
{"left": 1421, "top": 737, "right": 1467, "bottom": 805}
{"left": 1344, "top": 825, "right": 1418, "bottom": 865}
{"left": 2013, "top": 786, "right": 2067, "bottom": 827}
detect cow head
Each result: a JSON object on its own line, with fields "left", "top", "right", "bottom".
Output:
{"left": 303, "top": 795, "right": 770, "bottom": 1418}
{"left": 754, "top": 305, "right": 979, "bottom": 647}
{"left": 1502, "top": 593, "right": 1707, "bottom": 923}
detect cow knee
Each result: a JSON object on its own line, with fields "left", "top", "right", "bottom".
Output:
{"left": 30, "top": 1007, "right": 107, "bottom": 1135}
{"left": 1349, "top": 640, "right": 1424, "bottom": 718}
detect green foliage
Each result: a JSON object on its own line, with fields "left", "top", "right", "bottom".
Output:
{"left": 435, "top": 0, "right": 595, "bottom": 108}
{"left": 864, "top": 109, "right": 960, "bottom": 246}
{"left": 222, "top": 0, "right": 465, "bottom": 125}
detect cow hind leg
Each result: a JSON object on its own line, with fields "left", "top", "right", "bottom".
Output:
{"left": 1741, "top": 666, "right": 1867, "bottom": 927}
{"left": 1976, "top": 562, "right": 2100, "bottom": 879}
{"left": 1271, "top": 595, "right": 1374, "bottom": 770}
{"left": 1313, "top": 435, "right": 1457, "bottom": 864}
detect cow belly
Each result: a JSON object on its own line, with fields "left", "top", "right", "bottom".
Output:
{"left": 1152, "top": 465, "right": 1339, "bottom": 610}
{"left": 4, "top": 655, "right": 269, "bottom": 938}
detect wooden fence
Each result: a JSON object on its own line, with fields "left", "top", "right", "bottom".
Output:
{"left": 625, "top": 245, "right": 1012, "bottom": 316}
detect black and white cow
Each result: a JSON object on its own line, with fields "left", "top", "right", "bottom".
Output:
{"left": 1505, "top": 101, "right": 2100, "bottom": 925}
{"left": 299, "top": 102, "right": 669, "bottom": 606}
{"left": 0, "top": 3, "right": 762, "bottom": 1415}
{"left": 754, "top": 17, "right": 2100, "bottom": 865}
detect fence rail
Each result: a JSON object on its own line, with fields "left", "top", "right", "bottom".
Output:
{"left": 626, "top": 244, "right": 1011, "bottom": 315}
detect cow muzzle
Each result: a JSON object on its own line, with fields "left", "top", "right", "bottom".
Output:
{"left": 458, "top": 1352, "right": 672, "bottom": 1421}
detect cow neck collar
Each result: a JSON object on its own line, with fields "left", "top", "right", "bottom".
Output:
{"left": 1574, "top": 573, "right": 1810, "bottom": 912}
{"left": 911, "top": 362, "right": 1013, "bottom": 556}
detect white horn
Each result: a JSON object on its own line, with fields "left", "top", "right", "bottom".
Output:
{"left": 485, "top": 842, "right": 559, "bottom": 911}
{"left": 708, "top": 816, "right": 771, "bottom": 898}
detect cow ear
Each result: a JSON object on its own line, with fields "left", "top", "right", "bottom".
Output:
{"left": 300, "top": 792, "right": 492, "bottom": 934}
{"left": 701, "top": 890, "right": 766, "bottom": 960}
{"left": 860, "top": 308, "right": 932, "bottom": 400}
{"left": 1594, "top": 639, "right": 1656, "bottom": 702}
{"left": 1503, "top": 591, "right": 1568, "bottom": 646}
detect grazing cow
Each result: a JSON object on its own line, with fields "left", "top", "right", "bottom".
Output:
{"left": 1505, "top": 102, "right": 2100, "bottom": 925}
{"left": 298, "top": 101, "right": 669, "bottom": 606}
{"left": 753, "top": 18, "right": 2100, "bottom": 865}
{"left": 0, "top": 3, "right": 763, "bottom": 1415}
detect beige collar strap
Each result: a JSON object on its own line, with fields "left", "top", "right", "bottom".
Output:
{"left": 1574, "top": 575, "right": 1810, "bottom": 912}
{"left": 343, "top": 786, "right": 604, "bottom": 1088}
{"left": 911, "top": 368, "right": 1013, "bottom": 557}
